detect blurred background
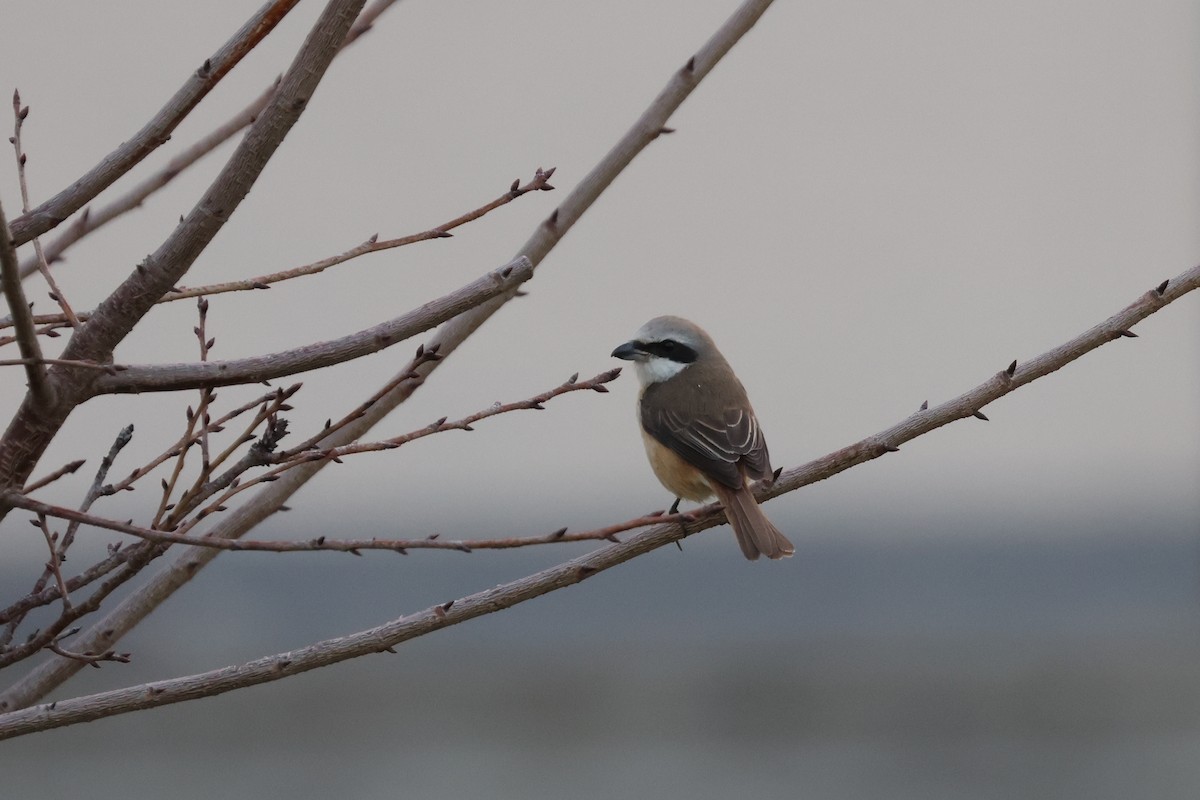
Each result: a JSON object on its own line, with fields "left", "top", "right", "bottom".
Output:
{"left": 1, "top": 1, "right": 1198, "bottom": 798}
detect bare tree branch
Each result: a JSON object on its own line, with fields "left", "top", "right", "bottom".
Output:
{"left": 758, "top": 268, "right": 1200, "bottom": 501}
{"left": 0, "top": 0, "right": 369, "bottom": 514}
{"left": 0, "top": 260, "right": 1196, "bottom": 733}
{"left": 2, "top": 488, "right": 663, "bottom": 557}
{"left": 0, "top": 0, "right": 780, "bottom": 709}
{"left": 157, "top": 167, "right": 555, "bottom": 303}
{"left": 6, "top": 0, "right": 300, "bottom": 246}
{"left": 10, "top": 92, "right": 80, "bottom": 325}
{"left": 20, "top": 458, "right": 86, "bottom": 493}
{"left": 0, "top": 196, "right": 50, "bottom": 405}
{"left": 14, "top": 0, "right": 406, "bottom": 279}
{"left": 16, "top": 81, "right": 277, "bottom": 280}
{"left": 45, "top": 641, "right": 131, "bottom": 668}
{"left": 1, "top": 426, "right": 141, "bottom": 649}
{"left": 0, "top": 167, "right": 553, "bottom": 332}
{"left": 93, "top": 256, "right": 533, "bottom": 393}
{"left": 4, "top": 367, "right": 622, "bottom": 546}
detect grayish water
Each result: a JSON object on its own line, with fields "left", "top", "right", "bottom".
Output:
{"left": 2, "top": 522, "right": 1199, "bottom": 799}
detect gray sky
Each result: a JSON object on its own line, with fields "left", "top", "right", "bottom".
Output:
{"left": 1, "top": 0, "right": 1197, "bottom": 558}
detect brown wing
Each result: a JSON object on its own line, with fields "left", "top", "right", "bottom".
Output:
{"left": 641, "top": 397, "right": 772, "bottom": 491}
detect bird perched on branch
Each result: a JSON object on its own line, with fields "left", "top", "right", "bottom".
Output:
{"left": 612, "top": 316, "right": 794, "bottom": 560}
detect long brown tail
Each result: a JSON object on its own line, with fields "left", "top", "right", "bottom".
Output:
{"left": 713, "top": 484, "right": 794, "bottom": 561}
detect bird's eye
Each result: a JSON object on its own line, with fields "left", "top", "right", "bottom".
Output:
{"left": 660, "top": 340, "right": 676, "bottom": 351}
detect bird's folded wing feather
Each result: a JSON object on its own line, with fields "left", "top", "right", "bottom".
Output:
{"left": 642, "top": 405, "right": 771, "bottom": 489}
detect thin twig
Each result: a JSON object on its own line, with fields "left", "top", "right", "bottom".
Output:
{"left": 0, "top": 547, "right": 158, "bottom": 670}
{"left": 151, "top": 398, "right": 206, "bottom": 529}
{"left": 16, "top": 81, "right": 278, "bottom": 280}
{"left": 286, "top": 345, "right": 441, "bottom": 454}
{"left": 3, "top": 496, "right": 675, "bottom": 555}
{"left": 45, "top": 641, "right": 130, "bottom": 668}
{"left": 0, "top": 197, "right": 50, "bottom": 406}
{"left": 0, "top": 427, "right": 135, "bottom": 649}
{"left": 37, "top": 515, "right": 72, "bottom": 612}
{"left": 92, "top": 256, "right": 534, "bottom": 393}
{"left": 15, "top": 0, "right": 405, "bottom": 279}
{"left": 0, "top": 0, "right": 370, "bottom": 519}
{"left": 159, "top": 408, "right": 291, "bottom": 532}
{"left": 162, "top": 168, "right": 555, "bottom": 302}
{"left": 21, "top": 459, "right": 86, "bottom": 493}
{"left": 0, "top": 357, "right": 122, "bottom": 372}
{"left": 10, "top": 91, "right": 80, "bottom": 326}
{"left": 2, "top": 167, "right": 554, "bottom": 331}
{"left": 7, "top": 0, "right": 301, "bottom": 246}
{"left": 168, "top": 368, "right": 621, "bottom": 527}
{"left": 104, "top": 388, "right": 295, "bottom": 496}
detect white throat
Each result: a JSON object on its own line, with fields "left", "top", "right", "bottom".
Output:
{"left": 633, "top": 356, "right": 689, "bottom": 387}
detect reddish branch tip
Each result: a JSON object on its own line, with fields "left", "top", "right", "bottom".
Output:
{"left": 1006, "top": 360, "right": 1017, "bottom": 377}
{"left": 685, "top": 56, "right": 696, "bottom": 72}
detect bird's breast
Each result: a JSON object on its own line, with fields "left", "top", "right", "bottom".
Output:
{"left": 640, "top": 429, "right": 715, "bottom": 502}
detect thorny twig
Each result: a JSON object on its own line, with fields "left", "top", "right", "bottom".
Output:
{"left": 178, "top": 368, "right": 621, "bottom": 525}
{"left": 3, "top": 497, "right": 681, "bottom": 555}
{"left": 104, "top": 388, "right": 297, "bottom": 497}
{"left": 10, "top": 91, "right": 80, "bottom": 326}
{"left": 2, "top": 168, "right": 556, "bottom": 335}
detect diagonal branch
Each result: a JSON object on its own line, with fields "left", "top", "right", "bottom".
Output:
{"left": 92, "top": 256, "right": 533, "bottom": 393}
{"left": 6, "top": 0, "right": 300, "bottom": 246}
{"left": 0, "top": 0, "right": 781, "bottom": 709}
{"left": 0, "top": 197, "right": 50, "bottom": 406}
{"left": 16, "top": 81, "right": 277, "bottom": 280}
{"left": 0, "top": 262, "right": 1196, "bottom": 733}
{"left": 158, "top": 167, "right": 555, "bottom": 302}
{"left": 15, "top": 0, "right": 406, "bottom": 280}
{"left": 758, "top": 268, "right": 1200, "bottom": 502}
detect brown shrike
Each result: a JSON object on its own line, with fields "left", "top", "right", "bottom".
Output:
{"left": 612, "top": 316, "right": 794, "bottom": 561}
